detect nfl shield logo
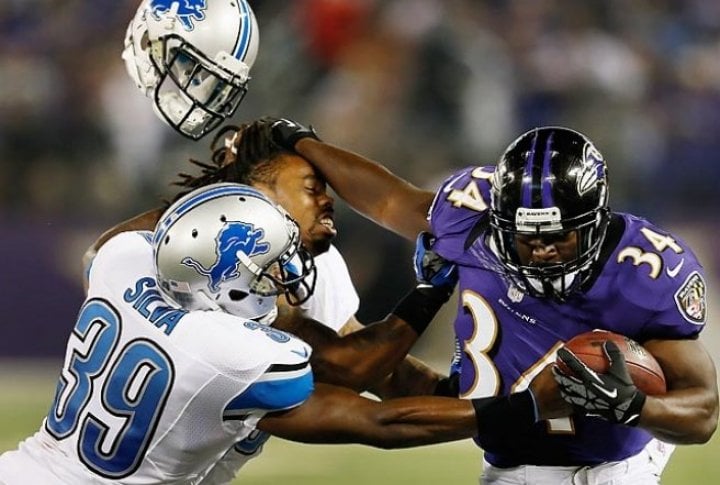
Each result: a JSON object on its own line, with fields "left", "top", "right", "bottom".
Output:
{"left": 508, "top": 285, "right": 524, "bottom": 303}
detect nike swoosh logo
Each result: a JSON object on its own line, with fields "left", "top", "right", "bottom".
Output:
{"left": 666, "top": 259, "right": 684, "bottom": 278}
{"left": 622, "top": 414, "right": 640, "bottom": 424}
{"left": 593, "top": 384, "right": 618, "bottom": 399}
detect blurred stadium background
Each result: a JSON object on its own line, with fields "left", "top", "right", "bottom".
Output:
{"left": 1, "top": 0, "right": 719, "bottom": 483}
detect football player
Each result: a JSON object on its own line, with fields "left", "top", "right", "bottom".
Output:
{"left": 123, "top": 0, "right": 259, "bottom": 139}
{"left": 0, "top": 183, "right": 567, "bottom": 484}
{"left": 84, "top": 120, "right": 453, "bottom": 482}
{"left": 267, "top": 119, "right": 719, "bottom": 484}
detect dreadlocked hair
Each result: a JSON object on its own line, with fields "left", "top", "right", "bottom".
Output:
{"left": 170, "top": 118, "right": 290, "bottom": 204}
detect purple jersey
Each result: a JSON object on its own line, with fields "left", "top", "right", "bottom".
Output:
{"left": 429, "top": 166, "right": 707, "bottom": 467}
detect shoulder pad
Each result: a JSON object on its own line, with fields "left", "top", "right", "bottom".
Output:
{"left": 428, "top": 166, "right": 494, "bottom": 262}
{"left": 610, "top": 214, "right": 706, "bottom": 330}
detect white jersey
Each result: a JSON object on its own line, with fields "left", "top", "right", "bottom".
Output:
{"left": 0, "top": 232, "right": 313, "bottom": 485}
{"left": 198, "top": 244, "right": 360, "bottom": 484}
{"left": 300, "top": 244, "right": 359, "bottom": 331}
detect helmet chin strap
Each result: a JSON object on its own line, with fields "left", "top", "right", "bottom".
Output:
{"left": 255, "top": 306, "right": 278, "bottom": 325}
{"left": 195, "top": 290, "right": 223, "bottom": 311}
{"left": 157, "top": 91, "right": 210, "bottom": 130}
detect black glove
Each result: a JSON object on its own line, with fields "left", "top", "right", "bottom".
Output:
{"left": 413, "top": 231, "right": 458, "bottom": 299}
{"left": 553, "top": 341, "right": 646, "bottom": 426}
{"left": 269, "top": 118, "right": 320, "bottom": 150}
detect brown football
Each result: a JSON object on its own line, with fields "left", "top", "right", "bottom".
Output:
{"left": 556, "top": 330, "right": 667, "bottom": 395}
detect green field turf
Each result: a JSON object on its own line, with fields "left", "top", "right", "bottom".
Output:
{"left": 1, "top": 362, "right": 717, "bottom": 484}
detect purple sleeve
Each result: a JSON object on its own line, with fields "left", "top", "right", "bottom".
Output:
{"left": 614, "top": 214, "right": 707, "bottom": 340}
{"left": 428, "top": 166, "right": 495, "bottom": 264}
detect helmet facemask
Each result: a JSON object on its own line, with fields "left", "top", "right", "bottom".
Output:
{"left": 122, "top": 0, "right": 259, "bottom": 139}
{"left": 491, "top": 207, "right": 609, "bottom": 300}
{"left": 150, "top": 35, "right": 249, "bottom": 140}
{"left": 237, "top": 224, "right": 317, "bottom": 307}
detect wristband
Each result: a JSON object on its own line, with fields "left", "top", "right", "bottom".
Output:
{"left": 433, "top": 373, "right": 460, "bottom": 397}
{"left": 471, "top": 390, "right": 538, "bottom": 434}
{"left": 392, "top": 285, "right": 450, "bottom": 336}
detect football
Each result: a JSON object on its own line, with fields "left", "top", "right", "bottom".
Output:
{"left": 556, "top": 330, "right": 667, "bottom": 395}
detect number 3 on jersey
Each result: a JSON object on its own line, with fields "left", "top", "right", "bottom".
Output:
{"left": 617, "top": 227, "right": 683, "bottom": 279}
{"left": 459, "top": 291, "right": 574, "bottom": 434}
{"left": 46, "top": 298, "right": 174, "bottom": 478}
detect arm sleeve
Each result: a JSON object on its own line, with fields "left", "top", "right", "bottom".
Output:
{"left": 428, "top": 166, "right": 495, "bottom": 265}
{"left": 223, "top": 343, "right": 314, "bottom": 418}
{"left": 614, "top": 216, "right": 707, "bottom": 341}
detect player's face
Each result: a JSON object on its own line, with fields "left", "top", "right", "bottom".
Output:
{"left": 260, "top": 156, "right": 336, "bottom": 256}
{"left": 514, "top": 230, "right": 579, "bottom": 266}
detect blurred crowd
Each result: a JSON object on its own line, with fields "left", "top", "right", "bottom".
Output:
{"left": 1, "top": 0, "right": 719, "bottom": 355}
{"left": 2, "top": 0, "right": 720, "bottom": 218}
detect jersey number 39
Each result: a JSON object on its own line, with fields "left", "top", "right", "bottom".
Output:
{"left": 45, "top": 298, "right": 174, "bottom": 479}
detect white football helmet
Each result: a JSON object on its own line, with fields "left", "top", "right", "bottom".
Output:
{"left": 153, "top": 183, "right": 316, "bottom": 322}
{"left": 123, "top": 0, "right": 259, "bottom": 139}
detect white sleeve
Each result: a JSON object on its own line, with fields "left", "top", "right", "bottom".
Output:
{"left": 198, "top": 431, "right": 270, "bottom": 485}
{"left": 198, "top": 325, "right": 313, "bottom": 485}
{"left": 222, "top": 341, "right": 314, "bottom": 419}
{"left": 299, "top": 244, "right": 359, "bottom": 331}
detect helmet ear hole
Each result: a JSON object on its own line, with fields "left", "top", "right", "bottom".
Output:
{"left": 141, "top": 30, "right": 150, "bottom": 49}
{"left": 229, "top": 289, "right": 249, "bottom": 301}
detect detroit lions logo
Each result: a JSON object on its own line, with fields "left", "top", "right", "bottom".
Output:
{"left": 182, "top": 221, "right": 270, "bottom": 292}
{"left": 150, "top": 0, "right": 208, "bottom": 31}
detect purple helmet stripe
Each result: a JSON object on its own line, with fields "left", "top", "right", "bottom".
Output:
{"left": 541, "top": 132, "right": 555, "bottom": 208}
{"left": 520, "top": 130, "right": 538, "bottom": 207}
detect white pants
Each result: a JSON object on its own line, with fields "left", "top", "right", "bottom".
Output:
{"left": 480, "top": 439, "right": 674, "bottom": 485}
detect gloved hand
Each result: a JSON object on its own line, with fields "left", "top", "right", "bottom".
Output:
{"left": 413, "top": 232, "right": 458, "bottom": 296}
{"left": 269, "top": 117, "right": 320, "bottom": 151}
{"left": 392, "top": 232, "right": 458, "bottom": 336}
{"left": 553, "top": 341, "right": 646, "bottom": 426}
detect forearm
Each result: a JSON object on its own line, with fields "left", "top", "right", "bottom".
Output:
{"left": 640, "top": 338, "right": 719, "bottom": 444}
{"left": 306, "top": 316, "right": 422, "bottom": 392}
{"left": 272, "top": 304, "right": 420, "bottom": 391}
{"left": 274, "top": 287, "right": 448, "bottom": 392}
{"left": 338, "top": 318, "right": 443, "bottom": 398}
{"left": 369, "top": 354, "right": 443, "bottom": 399}
{"left": 363, "top": 391, "right": 538, "bottom": 447}
{"left": 365, "top": 396, "right": 477, "bottom": 448}
{"left": 258, "top": 384, "right": 540, "bottom": 449}
{"left": 295, "top": 138, "right": 433, "bottom": 240}
{"left": 258, "top": 383, "right": 477, "bottom": 449}
{"left": 639, "top": 388, "right": 719, "bottom": 444}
